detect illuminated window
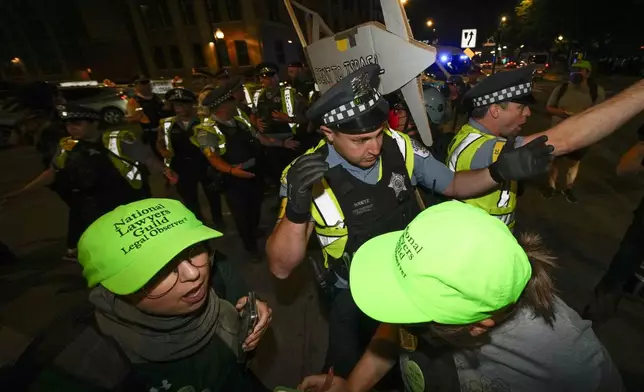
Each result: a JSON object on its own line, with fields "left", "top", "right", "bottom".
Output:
{"left": 235, "top": 40, "right": 250, "bottom": 66}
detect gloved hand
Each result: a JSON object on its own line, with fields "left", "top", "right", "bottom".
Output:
{"left": 489, "top": 135, "right": 554, "bottom": 183}
{"left": 286, "top": 152, "right": 328, "bottom": 224}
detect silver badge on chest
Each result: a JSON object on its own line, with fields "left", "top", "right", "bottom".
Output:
{"left": 388, "top": 172, "right": 407, "bottom": 198}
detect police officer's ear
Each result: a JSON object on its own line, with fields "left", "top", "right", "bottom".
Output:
{"left": 488, "top": 104, "right": 504, "bottom": 120}
{"left": 319, "top": 125, "right": 337, "bottom": 142}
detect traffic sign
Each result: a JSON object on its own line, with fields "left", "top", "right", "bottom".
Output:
{"left": 461, "top": 29, "right": 477, "bottom": 48}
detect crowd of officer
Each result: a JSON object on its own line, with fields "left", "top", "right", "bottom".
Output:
{"left": 5, "top": 59, "right": 644, "bottom": 391}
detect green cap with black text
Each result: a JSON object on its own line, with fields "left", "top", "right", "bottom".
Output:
{"left": 350, "top": 201, "right": 532, "bottom": 325}
{"left": 78, "top": 198, "right": 223, "bottom": 295}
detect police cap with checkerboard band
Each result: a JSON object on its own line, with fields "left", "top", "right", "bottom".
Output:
{"left": 165, "top": 88, "right": 197, "bottom": 103}
{"left": 202, "top": 76, "right": 243, "bottom": 108}
{"left": 464, "top": 65, "right": 536, "bottom": 108}
{"left": 307, "top": 64, "right": 388, "bottom": 134}
{"left": 57, "top": 104, "right": 101, "bottom": 122}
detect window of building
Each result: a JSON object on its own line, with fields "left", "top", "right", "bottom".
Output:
{"left": 139, "top": 1, "right": 172, "bottom": 30}
{"left": 158, "top": 0, "right": 173, "bottom": 27}
{"left": 153, "top": 46, "right": 168, "bottom": 69}
{"left": 178, "top": 0, "right": 196, "bottom": 25}
{"left": 206, "top": 0, "right": 222, "bottom": 23}
{"left": 169, "top": 46, "right": 184, "bottom": 68}
{"left": 267, "top": 0, "right": 280, "bottom": 22}
{"left": 225, "top": 0, "right": 242, "bottom": 21}
{"left": 234, "top": 40, "right": 250, "bottom": 66}
{"left": 274, "top": 40, "right": 285, "bottom": 64}
{"left": 193, "top": 43, "right": 206, "bottom": 67}
{"left": 215, "top": 40, "right": 231, "bottom": 67}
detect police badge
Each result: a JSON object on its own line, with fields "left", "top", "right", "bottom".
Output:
{"left": 389, "top": 172, "right": 407, "bottom": 198}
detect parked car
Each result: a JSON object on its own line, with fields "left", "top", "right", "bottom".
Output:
{"left": 58, "top": 85, "right": 132, "bottom": 125}
{"left": 0, "top": 98, "right": 27, "bottom": 147}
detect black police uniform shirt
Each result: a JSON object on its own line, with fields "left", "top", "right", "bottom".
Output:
{"left": 252, "top": 87, "right": 301, "bottom": 135}
{"left": 165, "top": 117, "right": 208, "bottom": 171}
{"left": 197, "top": 117, "right": 260, "bottom": 168}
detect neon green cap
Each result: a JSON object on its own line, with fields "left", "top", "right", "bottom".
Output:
{"left": 350, "top": 201, "right": 531, "bottom": 325}
{"left": 571, "top": 60, "right": 592, "bottom": 71}
{"left": 78, "top": 198, "right": 223, "bottom": 295}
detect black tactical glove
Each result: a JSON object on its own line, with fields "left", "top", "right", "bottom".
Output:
{"left": 285, "top": 152, "right": 329, "bottom": 224}
{"left": 489, "top": 135, "right": 554, "bottom": 183}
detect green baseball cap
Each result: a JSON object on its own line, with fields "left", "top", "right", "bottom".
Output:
{"left": 571, "top": 60, "right": 592, "bottom": 71}
{"left": 78, "top": 198, "right": 223, "bottom": 295}
{"left": 349, "top": 201, "right": 531, "bottom": 325}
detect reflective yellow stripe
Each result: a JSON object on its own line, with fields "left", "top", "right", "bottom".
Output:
{"left": 107, "top": 131, "right": 120, "bottom": 155}
{"left": 253, "top": 89, "right": 264, "bottom": 108}
{"left": 494, "top": 211, "right": 515, "bottom": 226}
{"left": 448, "top": 133, "right": 483, "bottom": 171}
{"left": 236, "top": 108, "right": 252, "bottom": 129}
{"left": 283, "top": 88, "right": 298, "bottom": 132}
{"left": 317, "top": 234, "right": 343, "bottom": 247}
{"left": 312, "top": 189, "right": 344, "bottom": 227}
{"left": 243, "top": 86, "right": 252, "bottom": 106}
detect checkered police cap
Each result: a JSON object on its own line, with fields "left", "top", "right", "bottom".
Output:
{"left": 464, "top": 65, "right": 536, "bottom": 109}
{"left": 57, "top": 104, "right": 101, "bottom": 121}
{"left": 165, "top": 88, "right": 196, "bottom": 103}
{"left": 322, "top": 89, "right": 382, "bottom": 125}
{"left": 203, "top": 76, "right": 243, "bottom": 108}
{"left": 471, "top": 82, "right": 532, "bottom": 108}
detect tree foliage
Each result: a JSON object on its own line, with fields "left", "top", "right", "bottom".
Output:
{"left": 507, "top": 0, "right": 643, "bottom": 55}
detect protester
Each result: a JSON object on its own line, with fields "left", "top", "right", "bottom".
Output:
{"left": 78, "top": 198, "right": 272, "bottom": 391}
{"left": 301, "top": 202, "right": 623, "bottom": 392}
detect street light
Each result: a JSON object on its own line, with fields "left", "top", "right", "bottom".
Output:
{"left": 503, "top": 45, "right": 507, "bottom": 49}
{"left": 520, "top": 44, "right": 525, "bottom": 48}
{"left": 501, "top": 16, "right": 507, "bottom": 23}
{"left": 557, "top": 35, "right": 564, "bottom": 41}
{"left": 215, "top": 28, "right": 225, "bottom": 40}
{"left": 426, "top": 19, "right": 433, "bottom": 27}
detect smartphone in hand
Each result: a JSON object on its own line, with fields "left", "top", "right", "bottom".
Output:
{"left": 237, "top": 292, "right": 259, "bottom": 363}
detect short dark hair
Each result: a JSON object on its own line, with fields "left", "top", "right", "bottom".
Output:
{"left": 470, "top": 102, "right": 508, "bottom": 120}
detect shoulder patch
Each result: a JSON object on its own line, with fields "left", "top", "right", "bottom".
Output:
{"left": 411, "top": 138, "right": 430, "bottom": 158}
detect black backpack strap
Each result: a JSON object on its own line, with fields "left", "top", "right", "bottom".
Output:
{"left": 554, "top": 82, "right": 569, "bottom": 108}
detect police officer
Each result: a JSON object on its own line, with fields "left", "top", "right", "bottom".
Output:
{"left": 266, "top": 64, "right": 553, "bottom": 378}
{"left": 447, "top": 66, "right": 624, "bottom": 229}
{"left": 3, "top": 104, "right": 177, "bottom": 258}
{"left": 286, "top": 61, "right": 314, "bottom": 99}
{"left": 252, "top": 62, "right": 307, "bottom": 182}
{"left": 126, "top": 74, "right": 168, "bottom": 158}
{"left": 194, "top": 77, "right": 298, "bottom": 258}
{"left": 157, "top": 88, "right": 225, "bottom": 229}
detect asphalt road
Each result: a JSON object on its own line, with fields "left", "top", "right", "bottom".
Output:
{"left": 1, "top": 75, "right": 644, "bottom": 390}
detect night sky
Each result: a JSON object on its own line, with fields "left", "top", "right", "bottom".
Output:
{"left": 404, "top": 0, "right": 518, "bottom": 48}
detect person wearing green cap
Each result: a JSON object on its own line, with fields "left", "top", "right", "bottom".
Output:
{"left": 300, "top": 202, "right": 623, "bottom": 392}
{"left": 543, "top": 60, "right": 606, "bottom": 202}
{"left": 77, "top": 198, "right": 272, "bottom": 391}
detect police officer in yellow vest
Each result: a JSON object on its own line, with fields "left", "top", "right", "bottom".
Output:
{"left": 157, "top": 88, "right": 225, "bottom": 229}
{"left": 252, "top": 62, "right": 307, "bottom": 183}
{"left": 3, "top": 104, "right": 178, "bottom": 258}
{"left": 266, "top": 64, "right": 553, "bottom": 378}
{"left": 447, "top": 66, "right": 546, "bottom": 230}
{"left": 194, "top": 77, "right": 299, "bottom": 259}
